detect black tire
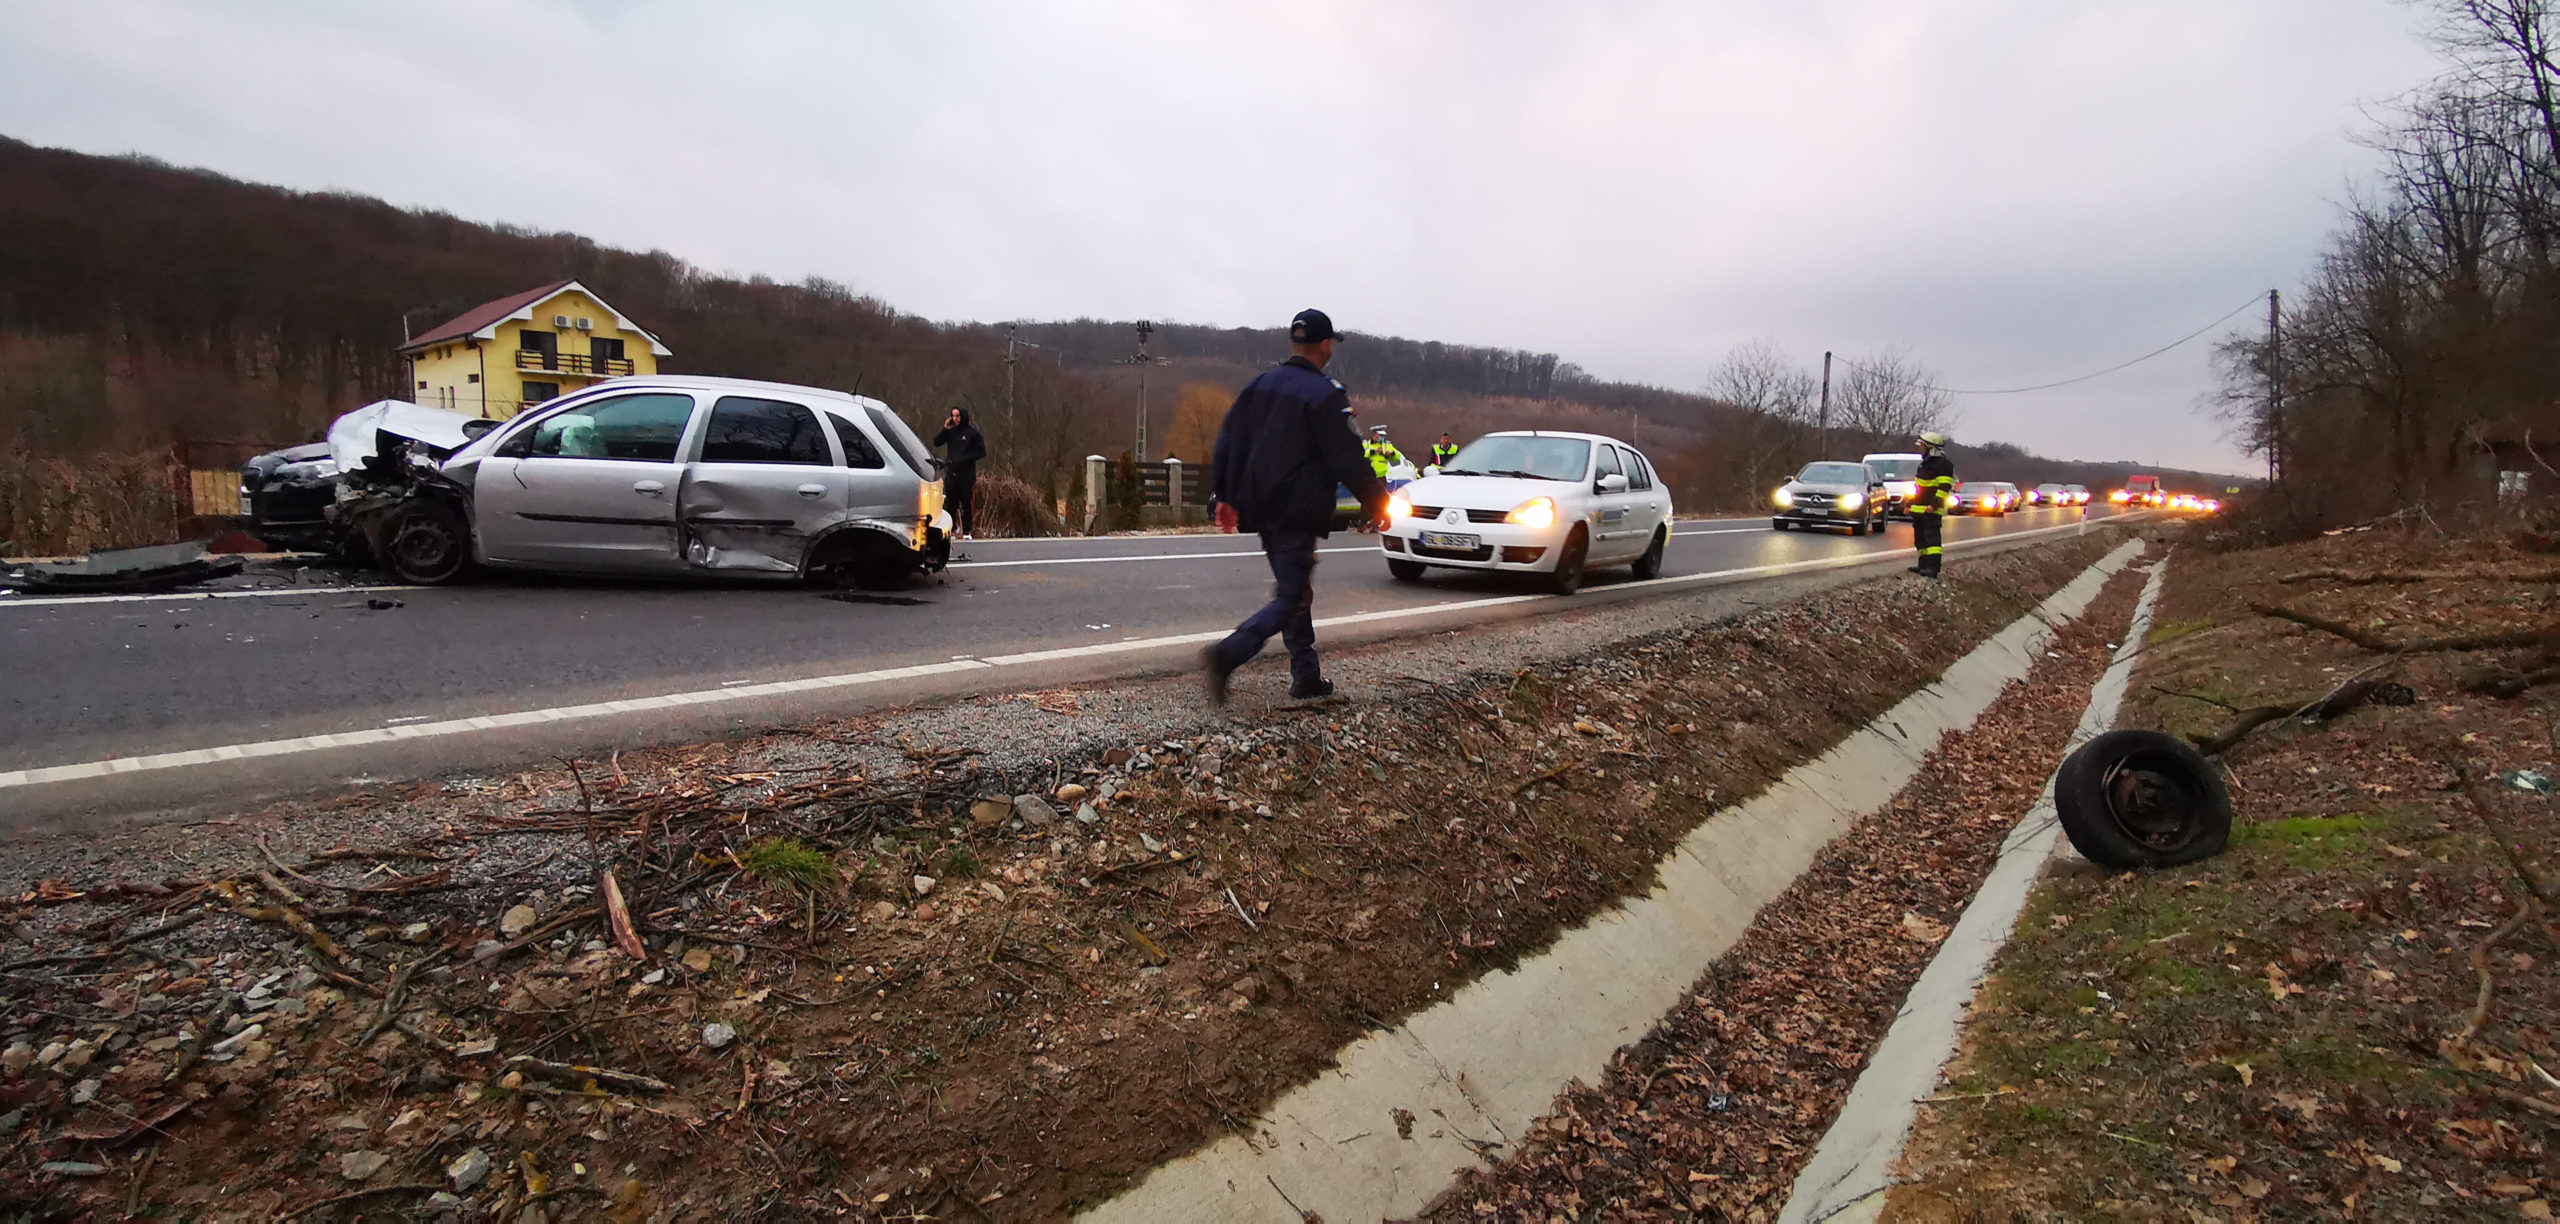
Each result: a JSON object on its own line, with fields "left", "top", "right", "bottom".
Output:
{"left": 1851, "top": 511, "right": 1872, "bottom": 537}
{"left": 2054, "top": 729, "right": 2232, "bottom": 869}
{"left": 1547, "top": 527, "right": 1588, "bottom": 595}
{"left": 1772, "top": 517, "right": 1791, "bottom": 531}
{"left": 382, "top": 501, "right": 473, "bottom": 585}
{"left": 1387, "top": 557, "right": 1427, "bottom": 582}
{"left": 1631, "top": 527, "right": 1666, "bottom": 579}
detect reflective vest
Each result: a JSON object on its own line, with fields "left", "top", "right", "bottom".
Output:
{"left": 1430, "top": 443, "right": 1460, "bottom": 468}
{"left": 1911, "top": 452, "right": 1956, "bottom": 514}
{"left": 1363, "top": 439, "right": 1401, "bottom": 476}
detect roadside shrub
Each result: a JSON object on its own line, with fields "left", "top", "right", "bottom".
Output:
{"left": 0, "top": 446, "right": 187, "bottom": 556}
{"left": 969, "top": 472, "right": 1063, "bottom": 537}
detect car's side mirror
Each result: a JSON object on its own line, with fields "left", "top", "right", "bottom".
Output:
{"left": 461, "top": 419, "right": 499, "bottom": 440}
{"left": 1596, "top": 474, "right": 1630, "bottom": 494}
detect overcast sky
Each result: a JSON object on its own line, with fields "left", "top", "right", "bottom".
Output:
{"left": 0, "top": 1, "right": 2446, "bottom": 473}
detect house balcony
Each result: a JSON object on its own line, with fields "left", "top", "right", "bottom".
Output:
{"left": 515, "top": 350, "right": 635, "bottom": 378}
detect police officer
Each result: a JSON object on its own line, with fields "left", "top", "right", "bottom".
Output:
{"left": 1362, "top": 427, "right": 1405, "bottom": 478}
{"left": 1430, "top": 432, "right": 1460, "bottom": 470}
{"left": 1202, "top": 309, "right": 1389, "bottom": 704}
{"left": 1909, "top": 431, "right": 1955, "bottom": 578}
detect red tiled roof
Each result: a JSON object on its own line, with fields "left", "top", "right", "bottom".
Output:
{"left": 403, "top": 280, "right": 575, "bottom": 351}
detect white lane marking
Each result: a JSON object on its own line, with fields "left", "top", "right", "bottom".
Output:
{"left": 949, "top": 547, "right": 1376, "bottom": 569}
{"left": 0, "top": 583, "right": 422, "bottom": 610}
{"left": 0, "top": 517, "right": 2109, "bottom": 792}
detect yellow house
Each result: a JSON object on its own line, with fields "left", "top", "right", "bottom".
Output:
{"left": 400, "top": 280, "right": 671, "bottom": 419}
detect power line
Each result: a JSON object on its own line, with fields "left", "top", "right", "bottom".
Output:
{"left": 1832, "top": 293, "right": 2268, "bottom": 396}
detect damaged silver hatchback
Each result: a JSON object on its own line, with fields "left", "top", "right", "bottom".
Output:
{"left": 335, "top": 376, "right": 951, "bottom": 588}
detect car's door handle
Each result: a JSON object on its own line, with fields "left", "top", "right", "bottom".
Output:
{"left": 633, "top": 480, "right": 665, "bottom": 495}
{"left": 796, "top": 483, "right": 827, "bottom": 498}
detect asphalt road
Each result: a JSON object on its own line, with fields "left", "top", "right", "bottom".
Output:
{"left": 0, "top": 507, "right": 2126, "bottom": 819}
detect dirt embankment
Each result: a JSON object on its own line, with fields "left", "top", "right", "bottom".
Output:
{"left": 1405, "top": 549, "right": 2152, "bottom": 1221}
{"left": 0, "top": 536, "right": 2113, "bottom": 1222}
{"left": 1893, "top": 520, "right": 2560, "bottom": 1221}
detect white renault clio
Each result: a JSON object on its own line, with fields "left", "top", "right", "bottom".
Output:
{"left": 1380, "top": 431, "right": 1673, "bottom": 594}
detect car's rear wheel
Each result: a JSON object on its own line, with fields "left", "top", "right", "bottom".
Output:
{"left": 1547, "top": 527, "right": 1588, "bottom": 595}
{"left": 382, "top": 501, "right": 473, "bottom": 586}
{"left": 1631, "top": 527, "right": 1666, "bottom": 580}
{"left": 1387, "top": 557, "right": 1426, "bottom": 582}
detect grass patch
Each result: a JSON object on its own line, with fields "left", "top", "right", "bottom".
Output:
{"left": 741, "top": 836, "right": 838, "bottom": 892}
{"left": 940, "top": 844, "right": 984, "bottom": 879}
{"left": 2145, "top": 615, "right": 2214, "bottom": 646}
{"left": 2231, "top": 812, "right": 2391, "bottom": 871}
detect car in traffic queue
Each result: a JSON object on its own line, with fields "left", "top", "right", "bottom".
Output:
{"left": 1860, "top": 452, "right": 1923, "bottom": 518}
{"left": 2061, "top": 483, "right": 2091, "bottom": 506}
{"left": 1770, "top": 460, "right": 1886, "bottom": 535}
{"left": 1379, "top": 431, "right": 1672, "bottom": 594}
{"left": 2026, "top": 482, "right": 2070, "bottom": 507}
{"left": 336, "top": 375, "right": 953, "bottom": 589}
{"left": 1950, "top": 480, "right": 2018, "bottom": 516}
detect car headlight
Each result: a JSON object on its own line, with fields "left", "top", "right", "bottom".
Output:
{"left": 1387, "top": 493, "right": 1413, "bottom": 520}
{"left": 1837, "top": 493, "right": 1861, "bottom": 509}
{"left": 1773, "top": 488, "right": 1795, "bottom": 508}
{"left": 1509, "top": 497, "right": 1558, "bottom": 528}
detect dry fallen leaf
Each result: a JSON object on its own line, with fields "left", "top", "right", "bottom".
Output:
{"left": 2232, "top": 1061, "right": 2254, "bottom": 1087}
{"left": 2206, "top": 1156, "right": 2237, "bottom": 1174}
{"left": 1899, "top": 911, "right": 1950, "bottom": 944}
{"left": 2523, "top": 1201, "right": 2552, "bottom": 1221}
{"left": 2240, "top": 1177, "right": 2271, "bottom": 1200}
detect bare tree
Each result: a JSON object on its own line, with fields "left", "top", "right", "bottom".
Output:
{"left": 1832, "top": 346, "right": 1960, "bottom": 442}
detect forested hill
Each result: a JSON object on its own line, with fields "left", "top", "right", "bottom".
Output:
{"left": 0, "top": 135, "right": 1096, "bottom": 471}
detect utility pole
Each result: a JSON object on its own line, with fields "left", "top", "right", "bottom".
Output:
{"left": 2265, "top": 290, "right": 2283, "bottom": 485}
{"left": 1003, "top": 323, "right": 1018, "bottom": 438}
{"left": 1131, "top": 320, "right": 1156, "bottom": 461}
{"left": 1817, "top": 350, "right": 1833, "bottom": 445}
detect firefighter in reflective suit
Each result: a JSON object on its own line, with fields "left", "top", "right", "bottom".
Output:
{"left": 1909, "top": 431, "right": 1955, "bottom": 578}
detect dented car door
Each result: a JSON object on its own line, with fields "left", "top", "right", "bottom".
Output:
{"left": 678, "top": 394, "right": 846, "bottom": 572}
{"left": 473, "top": 391, "right": 700, "bottom": 574}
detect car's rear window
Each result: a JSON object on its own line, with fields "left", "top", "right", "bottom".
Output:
{"left": 1798, "top": 462, "right": 1869, "bottom": 484}
{"left": 864, "top": 405, "right": 939, "bottom": 478}
{"left": 1864, "top": 457, "right": 1920, "bottom": 480}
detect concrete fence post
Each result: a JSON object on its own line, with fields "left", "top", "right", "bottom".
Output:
{"left": 1164, "top": 457, "right": 1184, "bottom": 506}
{"left": 1084, "top": 455, "right": 1107, "bottom": 534}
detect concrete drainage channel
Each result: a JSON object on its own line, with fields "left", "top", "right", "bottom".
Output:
{"left": 1776, "top": 550, "right": 2168, "bottom": 1223}
{"left": 1082, "top": 538, "right": 2152, "bottom": 1223}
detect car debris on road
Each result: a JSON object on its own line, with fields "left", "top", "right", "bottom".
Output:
{"left": 0, "top": 542, "right": 244, "bottom": 596}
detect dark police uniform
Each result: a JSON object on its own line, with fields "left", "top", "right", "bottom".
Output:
{"left": 1208, "top": 335, "right": 1386, "bottom": 694}
{"left": 1910, "top": 450, "right": 1955, "bottom": 577}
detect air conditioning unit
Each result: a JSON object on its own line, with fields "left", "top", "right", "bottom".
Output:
{"left": 575, "top": 317, "right": 594, "bottom": 330}
{"left": 552, "top": 315, "right": 571, "bottom": 328}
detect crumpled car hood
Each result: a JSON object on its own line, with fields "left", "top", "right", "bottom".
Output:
{"left": 326, "top": 400, "right": 482, "bottom": 472}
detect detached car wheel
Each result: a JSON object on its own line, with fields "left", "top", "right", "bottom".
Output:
{"left": 2054, "top": 729, "right": 2232, "bottom": 869}
{"left": 383, "top": 501, "right": 474, "bottom": 586}
{"left": 1631, "top": 528, "right": 1666, "bottom": 580}
{"left": 1386, "top": 557, "right": 1427, "bottom": 582}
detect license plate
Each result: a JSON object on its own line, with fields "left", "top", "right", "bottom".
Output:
{"left": 1420, "top": 530, "right": 1480, "bottom": 550}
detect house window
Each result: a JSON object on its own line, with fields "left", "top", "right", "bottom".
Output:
{"left": 466, "top": 373, "right": 480, "bottom": 384}
{"left": 591, "top": 337, "right": 626, "bottom": 366}
{"left": 417, "top": 381, "right": 427, "bottom": 390}
{"left": 520, "top": 330, "right": 559, "bottom": 371}
{"left": 522, "top": 381, "right": 561, "bottom": 405}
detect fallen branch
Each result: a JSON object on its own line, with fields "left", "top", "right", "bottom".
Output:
{"left": 2277, "top": 567, "right": 2560, "bottom": 586}
{"left": 1514, "top": 759, "right": 1581, "bottom": 794}
{"left": 2149, "top": 686, "right": 2243, "bottom": 713}
{"left": 275, "top": 1183, "right": 444, "bottom": 1222}
{"left": 2457, "top": 900, "right": 2537, "bottom": 1046}
{"left": 503, "top": 1054, "right": 673, "bottom": 1095}
{"left": 2251, "top": 602, "right": 2552, "bottom": 654}
{"left": 598, "top": 868, "right": 646, "bottom": 960}
{"left": 2189, "top": 660, "right": 2403, "bottom": 757}
{"left": 164, "top": 991, "right": 241, "bottom": 1085}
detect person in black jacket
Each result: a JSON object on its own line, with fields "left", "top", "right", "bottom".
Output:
{"left": 1202, "top": 309, "right": 1388, "bottom": 704}
{"left": 933, "top": 406, "right": 988, "bottom": 540}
